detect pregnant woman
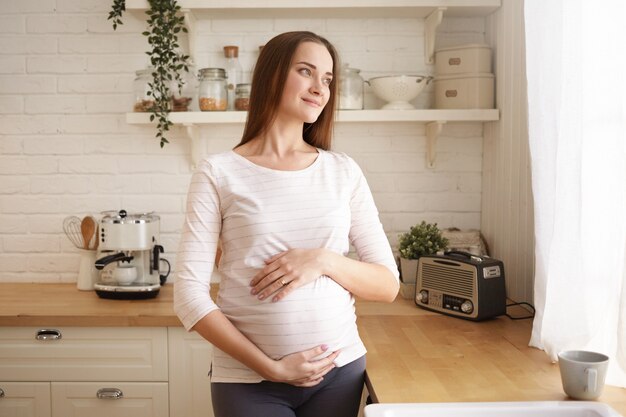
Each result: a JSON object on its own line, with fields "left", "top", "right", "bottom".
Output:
{"left": 174, "top": 31, "right": 399, "bottom": 417}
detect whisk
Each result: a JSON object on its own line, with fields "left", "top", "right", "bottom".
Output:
{"left": 63, "top": 216, "right": 84, "bottom": 249}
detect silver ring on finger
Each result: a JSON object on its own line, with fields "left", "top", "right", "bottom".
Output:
{"left": 280, "top": 279, "right": 287, "bottom": 286}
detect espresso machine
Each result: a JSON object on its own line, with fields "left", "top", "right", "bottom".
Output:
{"left": 94, "top": 210, "right": 170, "bottom": 300}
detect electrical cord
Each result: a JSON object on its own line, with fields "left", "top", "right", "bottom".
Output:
{"left": 505, "top": 301, "right": 535, "bottom": 320}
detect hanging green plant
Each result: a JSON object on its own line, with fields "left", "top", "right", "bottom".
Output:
{"left": 108, "top": 0, "right": 191, "bottom": 148}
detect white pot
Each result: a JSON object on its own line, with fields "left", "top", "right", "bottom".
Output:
{"left": 77, "top": 250, "right": 98, "bottom": 291}
{"left": 399, "top": 258, "right": 419, "bottom": 284}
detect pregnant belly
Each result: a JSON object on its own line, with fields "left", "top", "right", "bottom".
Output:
{"left": 221, "top": 276, "right": 357, "bottom": 359}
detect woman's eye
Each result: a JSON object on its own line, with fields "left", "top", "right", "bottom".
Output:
{"left": 323, "top": 78, "right": 333, "bottom": 85}
{"left": 299, "top": 68, "right": 312, "bottom": 76}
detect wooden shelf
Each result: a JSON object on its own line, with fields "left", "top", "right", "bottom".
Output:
{"left": 125, "top": 0, "right": 501, "bottom": 18}
{"left": 126, "top": 109, "right": 499, "bottom": 125}
{"left": 123, "top": 0, "right": 502, "bottom": 167}
{"left": 127, "top": 109, "right": 499, "bottom": 168}
{"left": 125, "top": 0, "right": 501, "bottom": 63}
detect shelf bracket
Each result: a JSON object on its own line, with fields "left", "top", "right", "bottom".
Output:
{"left": 184, "top": 124, "right": 202, "bottom": 169}
{"left": 425, "top": 7, "right": 446, "bottom": 64}
{"left": 426, "top": 121, "right": 446, "bottom": 169}
{"left": 182, "top": 9, "right": 197, "bottom": 65}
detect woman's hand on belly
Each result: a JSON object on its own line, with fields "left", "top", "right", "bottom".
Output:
{"left": 268, "top": 344, "right": 340, "bottom": 387}
{"left": 250, "top": 248, "right": 330, "bottom": 302}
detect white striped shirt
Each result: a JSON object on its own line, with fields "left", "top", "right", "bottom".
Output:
{"left": 174, "top": 149, "right": 399, "bottom": 383}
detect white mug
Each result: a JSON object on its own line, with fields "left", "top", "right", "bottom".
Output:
{"left": 113, "top": 264, "right": 137, "bottom": 285}
{"left": 558, "top": 350, "right": 609, "bottom": 400}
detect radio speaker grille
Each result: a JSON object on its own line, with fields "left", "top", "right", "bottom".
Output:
{"left": 421, "top": 263, "right": 474, "bottom": 298}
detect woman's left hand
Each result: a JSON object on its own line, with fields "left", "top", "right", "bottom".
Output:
{"left": 250, "top": 248, "right": 329, "bottom": 302}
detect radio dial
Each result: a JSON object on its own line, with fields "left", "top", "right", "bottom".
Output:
{"left": 417, "top": 290, "right": 429, "bottom": 304}
{"left": 461, "top": 300, "right": 474, "bottom": 314}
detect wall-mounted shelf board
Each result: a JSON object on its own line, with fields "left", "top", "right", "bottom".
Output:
{"left": 127, "top": 109, "right": 499, "bottom": 168}
{"left": 125, "top": 0, "right": 501, "bottom": 63}
{"left": 126, "top": 109, "right": 498, "bottom": 125}
{"left": 123, "top": 0, "right": 501, "bottom": 167}
{"left": 125, "top": 0, "right": 501, "bottom": 18}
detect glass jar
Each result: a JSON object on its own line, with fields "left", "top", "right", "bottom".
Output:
{"left": 338, "top": 64, "right": 364, "bottom": 110}
{"left": 223, "top": 46, "right": 243, "bottom": 111}
{"left": 133, "top": 68, "right": 156, "bottom": 112}
{"left": 170, "top": 65, "right": 197, "bottom": 112}
{"left": 234, "top": 83, "right": 251, "bottom": 111}
{"left": 198, "top": 67, "right": 228, "bottom": 111}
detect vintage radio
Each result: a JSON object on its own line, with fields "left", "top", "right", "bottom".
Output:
{"left": 415, "top": 251, "right": 506, "bottom": 321}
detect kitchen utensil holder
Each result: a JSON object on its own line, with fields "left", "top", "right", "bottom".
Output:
{"left": 77, "top": 250, "right": 98, "bottom": 291}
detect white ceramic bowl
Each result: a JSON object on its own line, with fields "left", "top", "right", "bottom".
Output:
{"left": 367, "top": 75, "right": 432, "bottom": 110}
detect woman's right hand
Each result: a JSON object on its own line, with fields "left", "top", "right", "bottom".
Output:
{"left": 267, "top": 345, "right": 341, "bottom": 387}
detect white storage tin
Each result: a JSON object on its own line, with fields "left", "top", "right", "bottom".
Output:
{"left": 434, "top": 72, "right": 494, "bottom": 109}
{"left": 435, "top": 44, "right": 491, "bottom": 75}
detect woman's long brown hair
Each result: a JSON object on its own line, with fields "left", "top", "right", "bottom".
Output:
{"left": 236, "top": 31, "right": 339, "bottom": 151}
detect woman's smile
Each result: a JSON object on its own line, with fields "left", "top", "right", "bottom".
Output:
{"left": 302, "top": 97, "right": 322, "bottom": 107}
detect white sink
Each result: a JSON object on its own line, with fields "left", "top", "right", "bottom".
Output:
{"left": 364, "top": 401, "right": 623, "bottom": 417}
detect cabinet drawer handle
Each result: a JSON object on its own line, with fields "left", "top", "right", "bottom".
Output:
{"left": 35, "top": 329, "right": 62, "bottom": 341}
{"left": 97, "top": 388, "right": 124, "bottom": 400}
{"left": 0, "top": 387, "right": 5, "bottom": 398}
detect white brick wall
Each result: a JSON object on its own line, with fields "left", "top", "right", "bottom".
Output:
{"left": 0, "top": 1, "right": 486, "bottom": 283}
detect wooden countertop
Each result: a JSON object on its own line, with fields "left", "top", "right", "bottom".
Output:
{"left": 0, "top": 283, "right": 183, "bottom": 327}
{"left": 0, "top": 283, "right": 624, "bottom": 414}
{"left": 357, "top": 298, "right": 626, "bottom": 415}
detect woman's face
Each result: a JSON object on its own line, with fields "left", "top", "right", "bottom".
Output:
{"left": 278, "top": 41, "right": 334, "bottom": 124}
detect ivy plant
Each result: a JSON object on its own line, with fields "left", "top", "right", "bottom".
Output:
{"left": 109, "top": 0, "right": 191, "bottom": 147}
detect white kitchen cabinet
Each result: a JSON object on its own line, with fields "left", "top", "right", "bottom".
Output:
{"left": 0, "top": 327, "right": 167, "bottom": 382}
{"left": 0, "top": 326, "right": 214, "bottom": 417}
{"left": 0, "top": 327, "right": 169, "bottom": 417}
{"left": 51, "top": 382, "right": 168, "bottom": 417}
{"left": 0, "top": 382, "right": 51, "bottom": 417}
{"left": 168, "top": 327, "right": 214, "bottom": 417}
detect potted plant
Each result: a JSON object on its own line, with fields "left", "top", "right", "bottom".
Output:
{"left": 398, "top": 221, "right": 449, "bottom": 284}
{"left": 109, "top": 0, "right": 191, "bottom": 148}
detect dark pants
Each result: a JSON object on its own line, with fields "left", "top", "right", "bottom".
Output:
{"left": 211, "top": 355, "right": 366, "bottom": 417}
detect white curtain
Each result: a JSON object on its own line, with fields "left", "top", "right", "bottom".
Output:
{"left": 525, "top": 0, "right": 626, "bottom": 387}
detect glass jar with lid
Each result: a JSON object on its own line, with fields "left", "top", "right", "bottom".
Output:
{"left": 223, "top": 45, "right": 243, "bottom": 111}
{"left": 234, "top": 83, "right": 251, "bottom": 111}
{"left": 198, "top": 67, "right": 228, "bottom": 111}
{"left": 133, "top": 68, "right": 156, "bottom": 112}
{"left": 338, "top": 64, "right": 364, "bottom": 110}
{"left": 170, "top": 64, "right": 197, "bottom": 112}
